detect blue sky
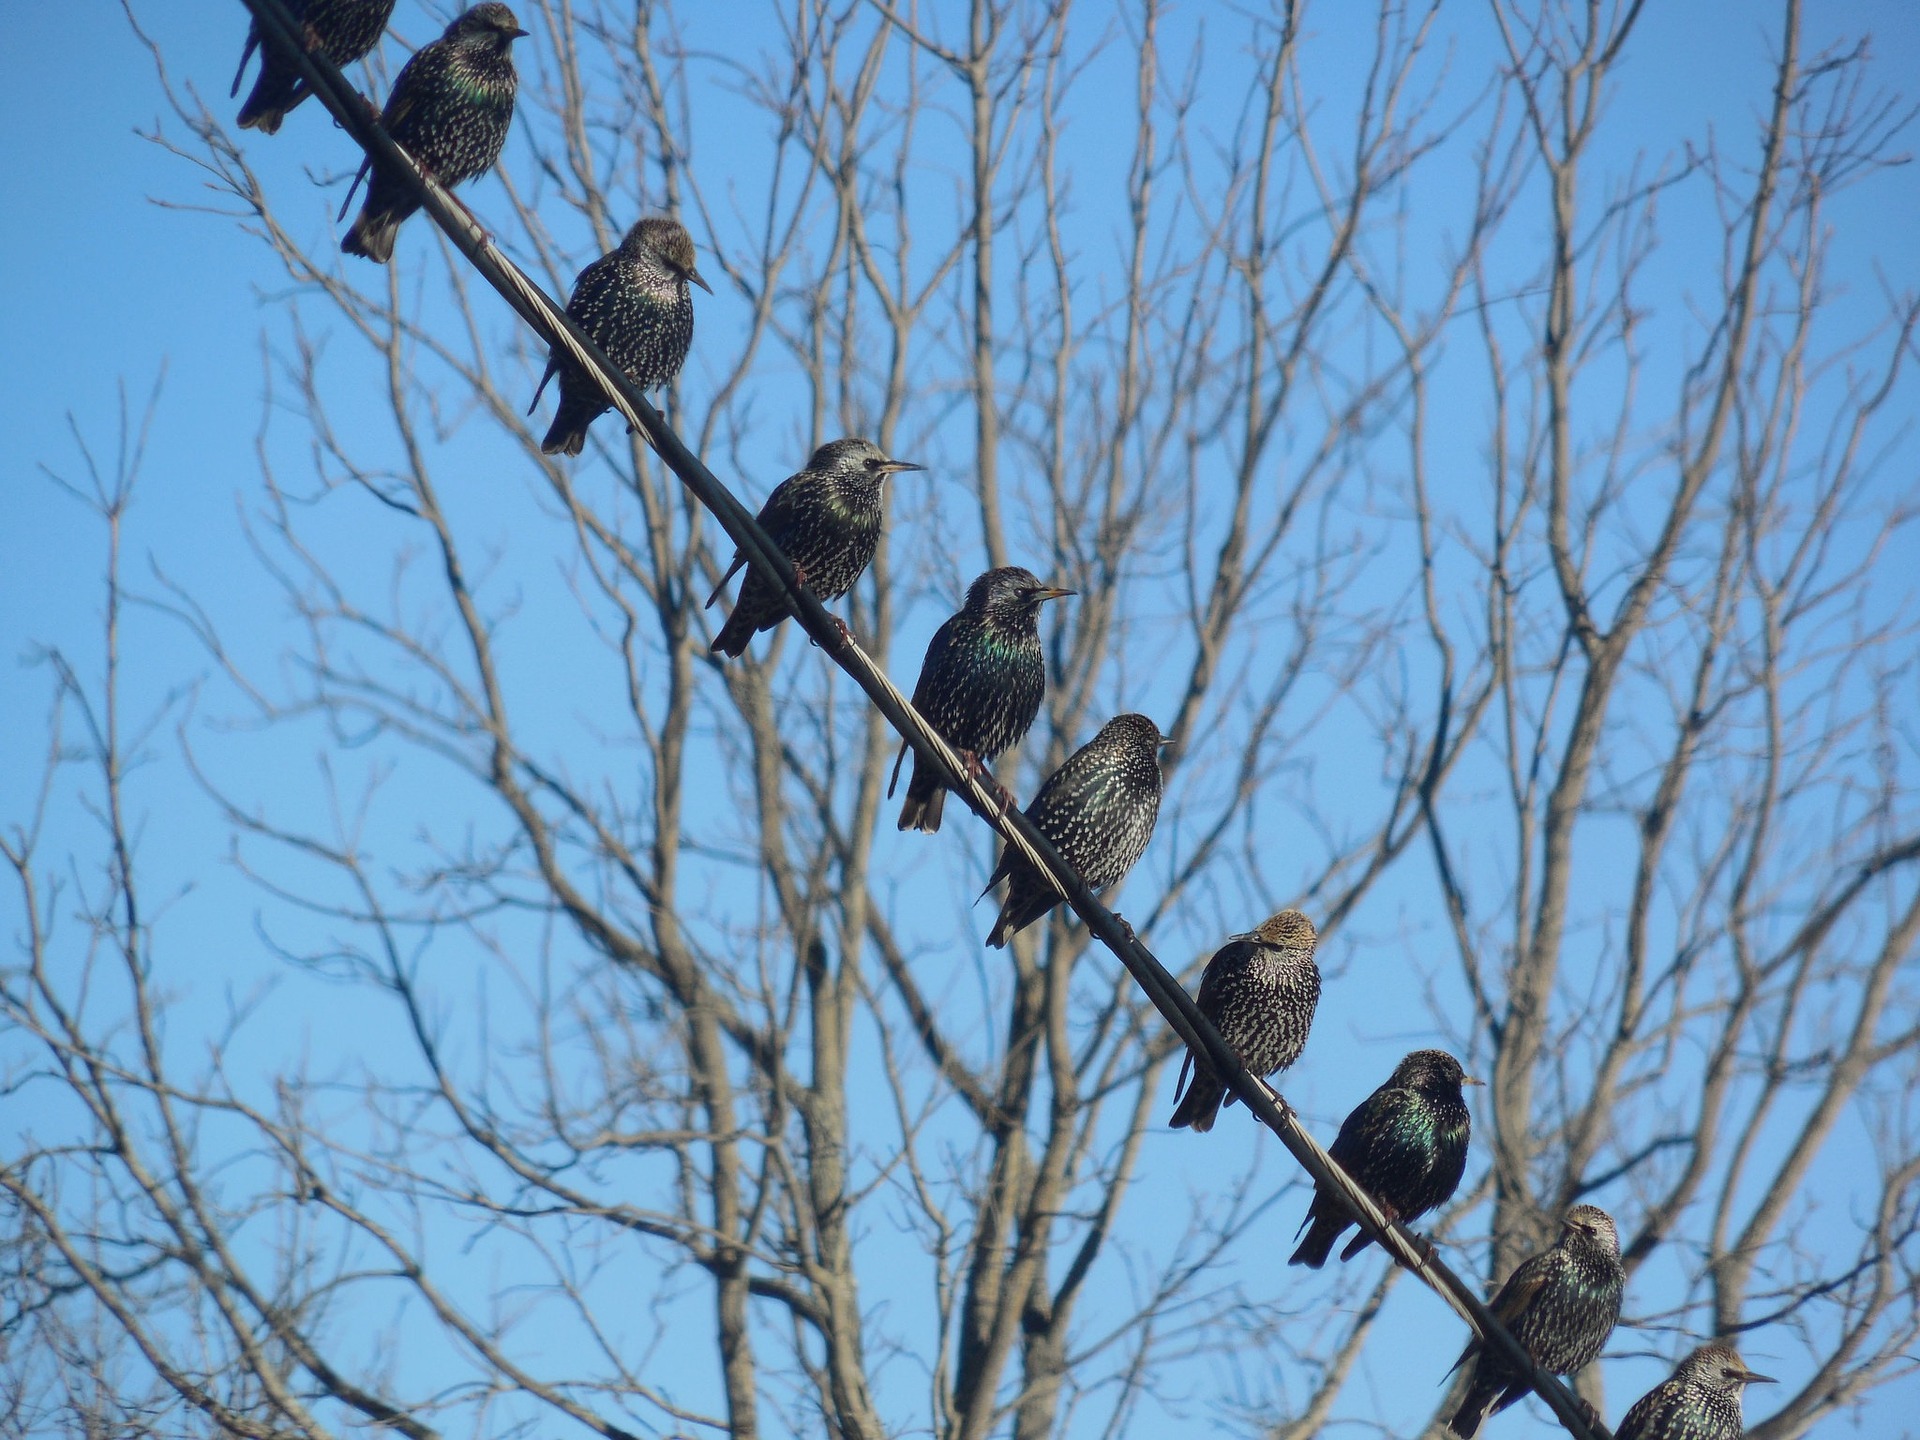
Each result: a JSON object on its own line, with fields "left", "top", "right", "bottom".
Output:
{"left": 5, "top": 2, "right": 1920, "bottom": 1438}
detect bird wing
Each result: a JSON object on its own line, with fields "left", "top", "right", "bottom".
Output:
{"left": 708, "top": 469, "right": 805, "bottom": 609}
{"left": 1488, "top": 1250, "right": 1556, "bottom": 1328}
{"left": 1328, "top": 1084, "right": 1425, "bottom": 1180}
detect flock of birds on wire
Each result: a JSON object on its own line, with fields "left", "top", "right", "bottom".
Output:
{"left": 229, "top": 3, "right": 1780, "bottom": 1436}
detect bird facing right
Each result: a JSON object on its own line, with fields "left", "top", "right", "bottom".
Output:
{"left": 981, "top": 713, "right": 1166, "bottom": 948}
{"left": 1446, "top": 1204, "right": 1626, "bottom": 1438}
{"left": 232, "top": 0, "right": 397, "bottom": 135}
{"left": 706, "top": 439, "right": 922, "bottom": 658}
{"left": 1288, "top": 1047, "right": 1477, "bottom": 1264}
{"left": 1167, "top": 910, "right": 1320, "bottom": 1132}
{"left": 1614, "top": 1344, "right": 1774, "bottom": 1440}
{"left": 533, "top": 216, "right": 710, "bottom": 456}
{"left": 342, "top": 3, "right": 528, "bottom": 264}
{"left": 890, "top": 566, "right": 1073, "bottom": 833}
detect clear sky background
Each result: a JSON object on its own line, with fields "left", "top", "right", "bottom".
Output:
{"left": 4, "top": 2, "right": 1919, "bottom": 1438}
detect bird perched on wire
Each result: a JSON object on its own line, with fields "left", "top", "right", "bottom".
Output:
{"left": 1288, "top": 1047, "right": 1477, "bottom": 1262}
{"left": 232, "top": 0, "right": 397, "bottom": 135}
{"left": 341, "top": 3, "right": 527, "bottom": 264}
{"left": 889, "top": 567, "right": 1073, "bottom": 833}
{"left": 981, "top": 713, "right": 1166, "bottom": 949}
{"left": 1446, "top": 1204, "right": 1626, "bottom": 1438}
{"left": 707, "top": 438, "right": 922, "bottom": 658}
{"left": 1167, "top": 910, "right": 1319, "bottom": 1132}
{"left": 1614, "top": 1343, "right": 1774, "bottom": 1440}
{"left": 531, "top": 216, "right": 710, "bottom": 456}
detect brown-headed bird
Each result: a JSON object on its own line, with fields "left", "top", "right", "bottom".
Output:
{"left": 1446, "top": 1204, "right": 1626, "bottom": 1438}
{"left": 1289, "top": 1048, "right": 1477, "bottom": 1264}
{"left": 532, "top": 216, "right": 709, "bottom": 456}
{"left": 233, "top": 0, "right": 397, "bottom": 135}
{"left": 1167, "top": 910, "right": 1319, "bottom": 1132}
{"left": 890, "top": 567, "right": 1072, "bottom": 833}
{"left": 342, "top": 3, "right": 526, "bottom": 264}
{"left": 1614, "top": 1343, "right": 1774, "bottom": 1440}
{"left": 982, "top": 713, "right": 1166, "bottom": 948}
{"left": 707, "top": 439, "right": 921, "bottom": 658}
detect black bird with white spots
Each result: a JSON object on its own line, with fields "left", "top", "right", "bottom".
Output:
{"left": 342, "top": 3, "right": 527, "bottom": 264}
{"left": 1614, "top": 1343, "right": 1773, "bottom": 1440}
{"left": 1289, "top": 1047, "right": 1477, "bottom": 1264}
{"left": 891, "top": 567, "right": 1072, "bottom": 833}
{"left": 707, "top": 439, "right": 922, "bottom": 658}
{"left": 232, "top": 0, "right": 397, "bottom": 135}
{"left": 1167, "top": 909, "right": 1319, "bottom": 1132}
{"left": 1447, "top": 1204, "right": 1626, "bottom": 1438}
{"left": 981, "top": 713, "right": 1166, "bottom": 948}
{"left": 533, "top": 216, "right": 710, "bottom": 456}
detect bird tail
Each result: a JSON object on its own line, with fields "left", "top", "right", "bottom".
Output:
{"left": 896, "top": 759, "right": 946, "bottom": 833}
{"left": 540, "top": 413, "right": 590, "bottom": 457}
{"left": 342, "top": 205, "right": 401, "bottom": 264}
{"left": 1287, "top": 1208, "right": 1346, "bottom": 1268}
{"left": 1337, "top": 1227, "right": 1379, "bottom": 1263}
{"left": 1167, "top": 1054, "right": 1226, "bottom": 1132}
{"left": 710, "top": 605, "right": 756, "bottom": 659}
{"left": 1445, "top": 1357, "right": 1504, "bottom": 1440}
{"left": 238, "top": 97, "right": 289, "bottom": 134}
{"left": 1446, "top": 1388, "right": 1494, "bottom": 1440}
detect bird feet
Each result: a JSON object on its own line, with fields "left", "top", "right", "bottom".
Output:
{"left": 960, "top": 751, "right": 1016, "bottom": 815}
{"left": 1113, "top": 915, "right": 1139, "bottom": 944}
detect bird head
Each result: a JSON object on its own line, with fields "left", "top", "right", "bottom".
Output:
{"left": 1678, "top": 1343, "right": 1776, "bottom": 1395}
{"left": 969, "top": 566, "right": 1074, "bottom": 621}
{"left": 451, "top": 3, "right": 530, "bottom": 46}
{"left": 627, "top": 215, "right": 712, "bottom": 293}
{"left": 1249, "top": 909, "right": 1316, "bottom": 952}
{"left": 1395, "top": 1048, "right": 1481, "bottom": 1091}
{"left": 808, "top": 438, "right": 924, "bottom": 486}
{"left": 1561, "top": 1204, "right": 1620, "bottom": 1257}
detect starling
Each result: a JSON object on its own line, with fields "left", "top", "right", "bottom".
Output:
{"left": 889, "top": 567, "right": 1073, "bottom": 833}
{"left": 981, "top": 713, "right": 1166, "bottom": 949}
{"left": 1614, "top": 1343, "right": 1774, "bottom": 1440}
{"left": 232, "top": 0, "right": 397, "bottom": 135}
{"left": 1167, "top": 910, "right": 1320, "bottom": 1132}
{"left": 1288, "top": 1047, "right": 1478, "bottom": 1264}
{"left": 341, "top": 3, "right": 527, "bottom": 264}
{"left": 1446, "top": 1204, "right": 1626, "bottom": 1438}
{"left": 706, "top": 439, "right": 922, "bottom": 658}
{"left": 532, "top": 216, "right": 711, "bottom": 457}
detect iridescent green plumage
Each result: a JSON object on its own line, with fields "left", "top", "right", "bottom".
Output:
{"left": 890, "top": 567, "right": 1071, "bottom": 833}
{"left": 1289, "top": 1048, "right": 1475, "bottom": 1264}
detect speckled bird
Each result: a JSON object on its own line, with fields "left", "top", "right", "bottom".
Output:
{"left": 232, "top": 0, "right": 397, "bottom": 135}
{"left": 532, "top": 216, "right": 710, "bottom": 456}
{"left": 1289, "top": 1048, "right": 1477, "bottom": 1264}
{"left": 981, "top": 713, "right": 1165, "bottom": 949}
{"left": 1615, "top": 1343, "right": 1774, "bottom": 1440}
{"left": 706, "top": 439, "right": 922, "bottom": 658}
{"left": 889, "top": 567, "right": 1073, "bottom": 833}
{"left": 1167, "top": 910, "right": 1319, "bottom": 1132}
{"left": 341, "top": 3, "right": 527, "bottom": 264}
{"left": 1447, "top": 1204, "right": 1626, "bottom": 1438}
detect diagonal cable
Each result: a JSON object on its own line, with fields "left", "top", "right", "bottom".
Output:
{"left": 229, "top": 5, "right": 1612, "bottom": 1437}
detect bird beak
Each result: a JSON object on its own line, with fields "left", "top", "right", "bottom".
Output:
{"left": 1737, "top": 1369, "right": 1777, "bottom": 1385}
{"left": 686, "top": 265, "right": 713, "bottom": 294}
{"left": 1463, "top": 1075, "right": 1486, "bottom": 1087}
{"left": 878, "top": 460, "right": 926, "bottom": 474}
{"left": 1034, "top": 586, "right": 1075, "bottom": 603}
{"left": 506, "top": 26, "right": 531, "bottom": 37}
{"left": 1156, "top": 737, "right": 1173, "bottom": 750}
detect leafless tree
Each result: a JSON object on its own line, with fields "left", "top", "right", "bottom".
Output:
{"left": 5, "top": 1, "right": 1916, "bottom": 1438}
